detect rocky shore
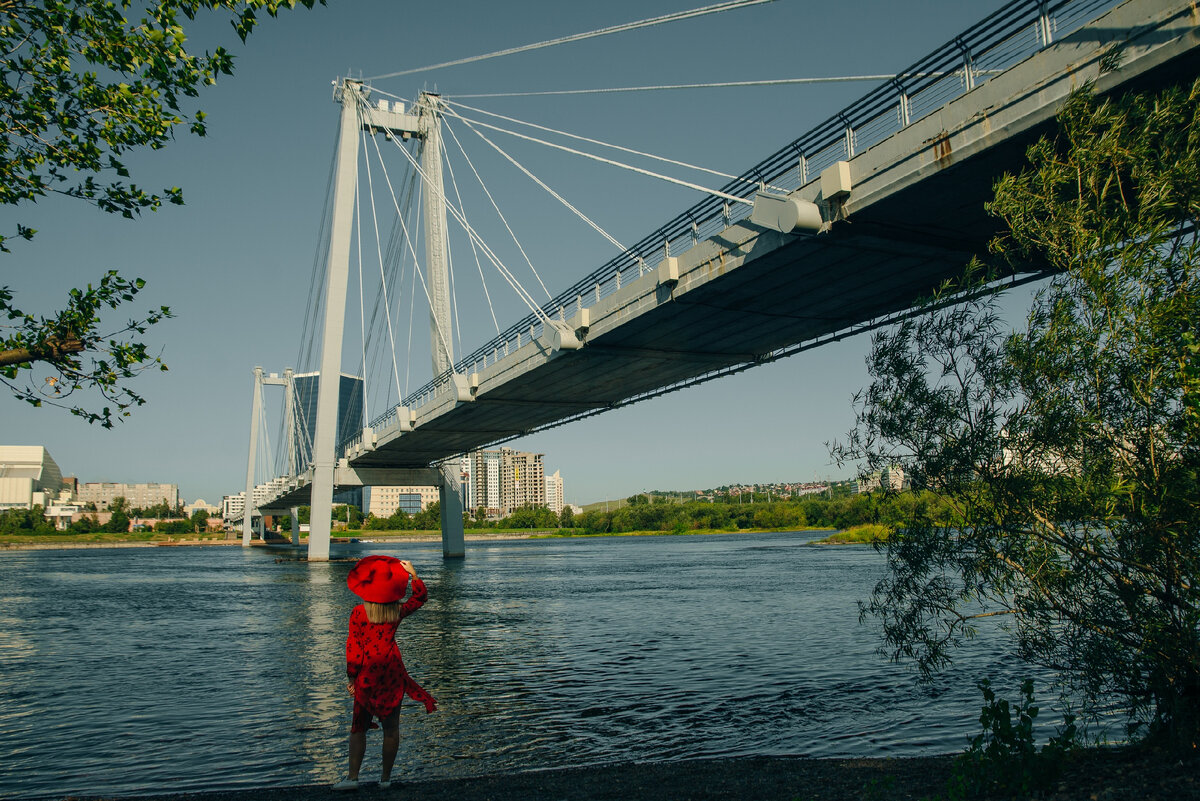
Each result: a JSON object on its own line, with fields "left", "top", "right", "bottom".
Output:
{"left": 63, "top": 748, "right": 1197, "bottom": 801}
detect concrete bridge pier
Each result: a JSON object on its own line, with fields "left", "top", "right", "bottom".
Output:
{"left": 439, "top": 462, "right": 465, "bottom": 558}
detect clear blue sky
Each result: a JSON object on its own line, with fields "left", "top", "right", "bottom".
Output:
{"left": 2, "top": 0, "right": 1026, "bottom": 505}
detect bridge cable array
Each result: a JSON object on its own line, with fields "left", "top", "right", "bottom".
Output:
{"left": 363, "top": 0, "right": 774, "bottom": 81}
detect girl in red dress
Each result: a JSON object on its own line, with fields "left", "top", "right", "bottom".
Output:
{"left": 334, "top": 555, "right": 437, "bottom": 791}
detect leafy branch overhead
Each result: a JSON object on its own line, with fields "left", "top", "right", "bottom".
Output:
{"left": 0, "top": 0, "right": 322, "bottom": 424}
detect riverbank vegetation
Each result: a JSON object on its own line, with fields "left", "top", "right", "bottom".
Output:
{"left": 345, "top": 487, "right": 958, "bottom": 537}
{"left": 835, "top": 77, "right": 1200, "bottom": 758}
{"left": 811, "top": 524, "right": 892, "bottom": 545}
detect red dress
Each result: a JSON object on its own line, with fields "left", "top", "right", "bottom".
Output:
{"left": 345, "top": 577, "right": 437, "bottom": 728}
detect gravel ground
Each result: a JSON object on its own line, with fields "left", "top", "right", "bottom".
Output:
{"left": 58, "top": 747, "right": 1198, "bottom": 801}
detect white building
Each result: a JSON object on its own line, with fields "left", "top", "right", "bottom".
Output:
{"left": 0, "top": 446, "right": 64, "bottom": 510}
{"left": 184, "top": 499, "right": 220, "bottom": 517}
{"left": 856, "top": 466, "right": 906, "bottom": 494}
{"left": 366, "top": 485, "right": 439, "bottom": 517}
{"left": 222, "top": 493, "right": 245, "bottom": 521}
{"left": 222, "top": 481, "right": 287, "bottom": 522}
{"left": 544, "top": 470, "right": 564, "bottom": 515}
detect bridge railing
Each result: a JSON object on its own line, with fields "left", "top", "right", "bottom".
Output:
{"left": 361, "top": 0, "right": 1122, "bottom": 446}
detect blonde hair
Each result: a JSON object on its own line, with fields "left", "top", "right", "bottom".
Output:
{"left": 363, "top": 601, "right": 402, "bottom": 624}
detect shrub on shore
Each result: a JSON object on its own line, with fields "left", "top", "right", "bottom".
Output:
{"left": 812, "top": 524, "right": 892, "bottom": 544}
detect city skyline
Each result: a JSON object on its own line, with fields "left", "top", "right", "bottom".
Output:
{"left": 1, "top": 1, "right": 1025, "bottom": 505}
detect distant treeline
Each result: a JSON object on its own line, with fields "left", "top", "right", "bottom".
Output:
{"left": 568, "top": 490, "right": 960, "bottom": 534}
{"left": 350, "top": 490, "right": 960, "bottom": 534}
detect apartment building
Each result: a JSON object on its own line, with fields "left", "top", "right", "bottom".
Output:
{"left": 366, "top": 485, "right": 440, "bottom": 517}
{"left": 469, "top": 447, "right": 546, "bottom": 517}
{"left": 77, "top": 482, "right": 179, "bottom": 510}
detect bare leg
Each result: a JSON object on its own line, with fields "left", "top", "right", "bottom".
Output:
{"left": 381, "top": 728, "right": 399, "bottom": 781}
{"left": 348, "top": 731, "right": 366, "bottom": 781}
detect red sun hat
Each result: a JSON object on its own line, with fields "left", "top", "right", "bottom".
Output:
{"left": 347, "top": 555, "right": 411, "bottom": 603}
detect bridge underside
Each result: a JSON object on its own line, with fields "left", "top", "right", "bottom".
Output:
{"left": 354, "top": 225, "right": 987, "bottom": 468}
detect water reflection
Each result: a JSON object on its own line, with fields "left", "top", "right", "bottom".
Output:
{"left": 0, "top": 534, "right": 1061, "bottom": 798}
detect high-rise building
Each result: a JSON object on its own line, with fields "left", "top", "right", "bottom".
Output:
{"left": 291, "top": 371, "right": 364, "bottom": 508}
{"left": 545, "top": 470, "right": 564, "bottom": 515}
{"left": 469, "top": 447, "right": 545, "bottom": 517}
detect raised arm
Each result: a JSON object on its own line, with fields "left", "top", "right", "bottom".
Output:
{"left": 399, "top": 560, "right": 427, "bottom": 617}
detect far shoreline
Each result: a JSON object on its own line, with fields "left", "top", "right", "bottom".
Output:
{"left": 0, "top": 527, "right": 837, "bottom": 552}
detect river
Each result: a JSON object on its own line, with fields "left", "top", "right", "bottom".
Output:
{"left": 0, "top": 531, "right": 1044, "bottom": 798}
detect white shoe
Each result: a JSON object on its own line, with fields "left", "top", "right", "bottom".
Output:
{"left": 378, "top": 779, "right": 392, "bottom": 790}
{"left": 332, "top": 778, "right": 359, "bottom": 791}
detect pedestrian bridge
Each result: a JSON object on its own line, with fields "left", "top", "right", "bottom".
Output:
{"left": 253, "top": 0, "right": 1200, "bottom": 559}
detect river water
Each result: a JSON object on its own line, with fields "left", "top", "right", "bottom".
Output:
{"left": 0, "top": 532, "right": 1045, "bottom": 798}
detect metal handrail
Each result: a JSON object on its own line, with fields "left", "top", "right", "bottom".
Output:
{"left": 365, "top": 0, "right": 1122, "bottom": 436}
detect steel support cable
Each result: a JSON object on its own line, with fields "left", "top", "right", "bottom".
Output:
{"left": 447, "top": 108, "right": 754, "bottom": 207}
{"left": 380, "top": 118, "right": 556, "bottom": 327}
{"left": 442, "top": 124, "right": 501, "bottom": 334}
{"left": 364, "top": 0, "right": 774, "bottom": 81}
{"left": 296, "top": 119, "right": 342, "bottom": 373}
{"left": 443, "top": 117, "right": 552, "bottom": 302}
{"left": 446, "top": 98, "right": 784, "bottom": 194}
{"left": 456, "top": 115, "right": 629, "bottom": 256}
{"left": 446, "top": 71, "right": 996, "bottom": 99}
{"left": 382, "top": 120, "right": 554, "bottom": 327}
{"left": 361, "top": 130, "right": 406, "bottom": 409}
{"left": 272, "top": 391, "right": 288, "bottom": 477}
{"left": 438, "top": 138, "right": 471, "bottom": 357}
{"left": 365, "top": 165, "right": 419, "bottom": 406}
{"left": 257, "top": 385, "right": 275, "bottom": 485}
{"left": 353, "top": 153, "right": 373, "bottom": 425}
{"left": 405, "top": 187, "right": 421, "bottom": 398}
{"left": 366, "top": 131, "right": 464, "bottom": 370}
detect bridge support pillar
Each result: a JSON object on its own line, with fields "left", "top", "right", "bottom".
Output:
{"left": 308, "top": 79, "right": 364, "bottom": 563}
{"left": 242, "top": 366, "right": 264, "bottom": 547}
{"left": 439, "top": 462, "right": 465, "bottom": 559}
{"left": 290, "top": 507, "right": 300, "bottom": 546}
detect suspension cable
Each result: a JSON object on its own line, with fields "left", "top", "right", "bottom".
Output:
{"left": 378, "top": 114, "right": 555, "bottom": 326}
{"left": 361, "top": 127, "right": 406, "bottom": 406}
{"left": 446, "top": 98, "right": 782, "bottom": 193}
{"left": 364, "top": 0, "right": 773, "bottom": 81}
{"left": 443, "top": 117, "right": 553, "bottom": 301}
{"left": 446, "top": 73, "right": 939, "bottom": 98}
{"left": 442, "top": 124, "right": 501, "bottom": 334}
{"left": 447, "top": 108, "right": 754, "bottom": 206}
{"left": 354, "top": 154, "right": 371, "bottom": 425}
{"left": 366, "top": 129, "right": 467, "bottom": 360}
{"left": 455, "top": 115, "right": 629, "bottom": 255}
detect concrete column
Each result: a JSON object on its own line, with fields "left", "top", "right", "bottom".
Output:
{"left": 439, "top": 462, "right": 465, "bottom": 558}
{"left": 309, "top": 80, "right": 363, "bottom": 562}
{"left": 419, "top": 93, "right": 454, "bottom": 378}
{"left": 290, "top": 506, "right": 300, "bottom": 546}
{"left": 242, "top": 366, "right": 263, "bottom": 546}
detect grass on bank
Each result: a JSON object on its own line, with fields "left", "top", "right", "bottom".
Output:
{"left": 810, "top": 523, "right": 893, "bottom": 544}
{"left": 3, "top": 525, "right": 848, "bottom": 547}
{"left": 0, "top": 530, "right": 230, "bottom": 546}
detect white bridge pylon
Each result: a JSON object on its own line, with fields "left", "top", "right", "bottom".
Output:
{"left": 304, "top": 79, "right": 465, "bottom": 562}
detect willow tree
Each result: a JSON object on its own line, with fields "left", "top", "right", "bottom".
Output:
{"left": 0, "top": 0, "right": 321, "bottom": 426}
{"left": 835, "top": 79, "right": 1200, "bottom": 751}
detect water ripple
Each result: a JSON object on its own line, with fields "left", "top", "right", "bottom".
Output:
{"left": 0, "top": 534, "right": 1061, "bottom": 798}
